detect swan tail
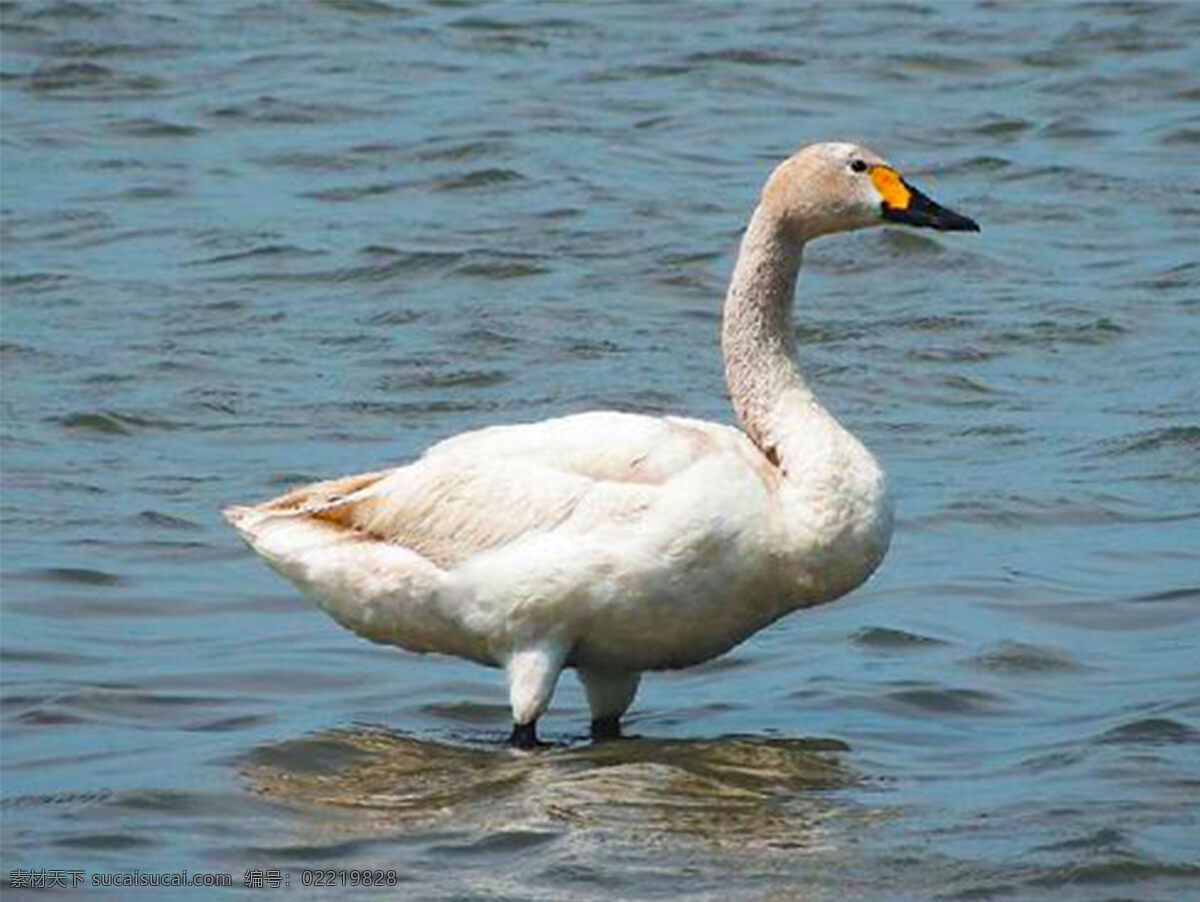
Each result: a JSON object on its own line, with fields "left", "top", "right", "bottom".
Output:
{"left": 223, "top": 476, "right": 457, "bottom": 652}
{"left": 222, "top": 469, "right": 394, "bottom": 555}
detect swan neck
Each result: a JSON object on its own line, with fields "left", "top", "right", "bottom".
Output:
{"left": 721, "top": 204, "right": 816, "bottom": 459}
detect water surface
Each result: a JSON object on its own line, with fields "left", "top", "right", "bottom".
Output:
{"left": 3, "top": 1, "right": 1199, "bottom": 899}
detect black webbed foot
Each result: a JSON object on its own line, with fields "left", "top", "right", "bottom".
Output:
{"left": 590, "top": 715, "right": 622, "bottom": 742}
{"left": 508, "top": 720, "right": 547, "bottom": 749}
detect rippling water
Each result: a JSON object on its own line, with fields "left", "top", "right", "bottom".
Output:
{"left": 3, "top": 1, "right": 1199, "bottom": 899}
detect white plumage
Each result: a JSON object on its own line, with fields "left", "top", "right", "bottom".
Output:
{"left": 225, "top": 141, "right": 978, "bottom": 746}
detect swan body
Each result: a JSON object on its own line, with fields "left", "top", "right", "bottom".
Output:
{"left": 225, "top": 142, "right": 978, "bottom": 746}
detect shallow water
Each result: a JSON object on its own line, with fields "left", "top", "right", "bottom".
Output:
{"left": 2, "top": 0, "right": 1199, "bottom": 899}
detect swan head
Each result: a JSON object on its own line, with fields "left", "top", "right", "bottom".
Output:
{"left": 761, "top": 141, "right": 980, "bottom": 242}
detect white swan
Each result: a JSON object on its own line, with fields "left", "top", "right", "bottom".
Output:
{"left": 225, "top": 142, "right": 978, "bottom": 747}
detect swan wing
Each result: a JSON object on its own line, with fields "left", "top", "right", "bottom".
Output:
{"left": 423, "top": 410, "right": 740, "bottom": 487}
{"left": 230, "top": 411, "right": 767, "bottom": 571}
{"left": 223, "top": 410, "right": 778, "bottom": 663}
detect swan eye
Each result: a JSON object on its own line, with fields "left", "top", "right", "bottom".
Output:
{"left": 850, "top": 159, "right": 868, "bottom": 173}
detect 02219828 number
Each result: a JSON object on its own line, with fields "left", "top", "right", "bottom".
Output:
{"left": 301, "top": 869, "right": 399, "bottom": 887}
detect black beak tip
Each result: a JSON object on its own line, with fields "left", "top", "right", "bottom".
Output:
{"left": 942, "top": 212, "right": 981, "bottom": 233}
{"left": 882, "top": 197, "right": 980, "bottom": 234}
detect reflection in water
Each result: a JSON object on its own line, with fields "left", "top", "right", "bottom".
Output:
{"left": 240, "top": 728, "right": 862, "bottom": 854}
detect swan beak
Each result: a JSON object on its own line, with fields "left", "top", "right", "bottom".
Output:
{"left": 873, "top": 166, "right": 980, "bottom": 232}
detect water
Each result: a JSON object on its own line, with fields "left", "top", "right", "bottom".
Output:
{"left": 2, "top": 0, "right": 1199, "bottom": 898}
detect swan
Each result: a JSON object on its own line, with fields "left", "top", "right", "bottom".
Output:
{"left": 224, "top": 142, "right": 979, "bottom": 748}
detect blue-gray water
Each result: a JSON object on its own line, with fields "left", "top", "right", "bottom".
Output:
{"left": 3, "top": 1, "right": 1199, "bottom": 899}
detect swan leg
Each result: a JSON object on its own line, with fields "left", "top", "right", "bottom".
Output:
{"left": 505, "top": 643, "right": 567, "bottom": 748}
{"left": 577, "top": 668, "right": 641, "bottom": 741}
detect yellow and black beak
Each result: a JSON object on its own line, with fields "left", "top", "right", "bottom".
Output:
{"left": 872, "top": 166, "right": 980, "bottom": 233}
